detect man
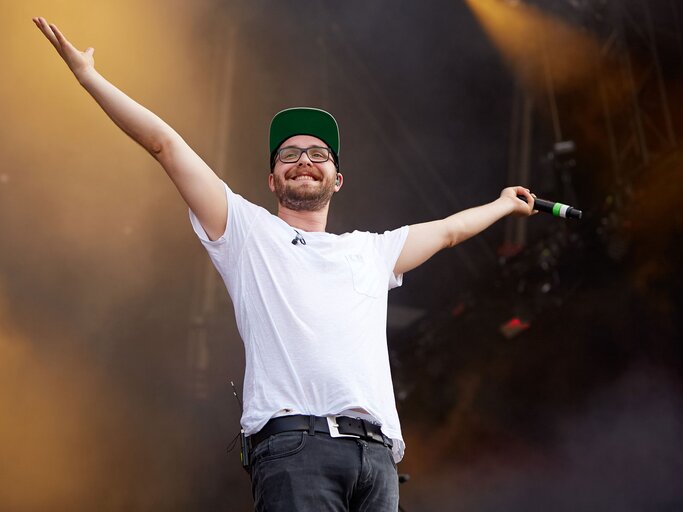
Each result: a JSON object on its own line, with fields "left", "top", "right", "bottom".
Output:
{"left": 34, "top": 17, "right": 536, "bottom": 511}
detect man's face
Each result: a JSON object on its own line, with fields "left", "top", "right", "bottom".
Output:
{"left": 269, "top": 134, "right": 342, "bottom": 212}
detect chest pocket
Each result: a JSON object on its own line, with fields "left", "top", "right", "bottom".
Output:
{"left": 345, "top": 254, "right": 385, "bottom": 298}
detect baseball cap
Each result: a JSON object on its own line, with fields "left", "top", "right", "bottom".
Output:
{"left": 269, "top": 107, "right": 340, "bottom": 161}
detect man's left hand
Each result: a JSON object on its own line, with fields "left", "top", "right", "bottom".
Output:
{"left": 500, "top": 186, "right": 537, "bottom": 217}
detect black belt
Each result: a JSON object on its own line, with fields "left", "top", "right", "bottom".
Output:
{"left": 249, "top": 414, "right": 393, "bottom": 449}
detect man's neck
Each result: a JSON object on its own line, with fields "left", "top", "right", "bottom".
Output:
{"left": 277, "top": 204, "right": 329, "bottom": 232}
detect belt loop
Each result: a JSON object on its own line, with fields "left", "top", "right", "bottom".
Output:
{"left": 308, "top": 415, "right": 315, "bottom": 436}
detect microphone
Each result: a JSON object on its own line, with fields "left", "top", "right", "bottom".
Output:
{"left": 517, "top": 195, "right": 583, "bottom": 220}
{"left": 291, "top": 230, "right": 307, "bottom": 245}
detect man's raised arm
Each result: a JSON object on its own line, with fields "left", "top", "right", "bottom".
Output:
{"left": 32, "top": 17, "right": 227, "bottom": 241}
{"left": 394, "top": 186, "right": 536, "bottom": 275}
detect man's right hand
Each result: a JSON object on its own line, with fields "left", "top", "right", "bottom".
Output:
{"left": 33, "top": 17, "right": 95, "bottom": 81}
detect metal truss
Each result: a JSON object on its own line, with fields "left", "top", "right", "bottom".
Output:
{"left": 597, "top": 0, "right": 681, "bottom": 184}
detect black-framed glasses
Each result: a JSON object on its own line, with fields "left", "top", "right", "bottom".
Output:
{"left": 277, "top": 146, "right": 332, "bottom": 164}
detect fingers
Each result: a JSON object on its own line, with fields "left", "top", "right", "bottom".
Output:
{"left": 33, "top": 16, "right": 90, "bottom": 73}
{"left": 33, "top": 18, "right": 77, "bottom": 54}
{"left": 33, "top": 17, "right": 61, "bottom": 53}
{"left": 33, "top": 17, "right": 55, "bottom": 43}
{"left": 49, "top": 22, "right": 70, "bottom": 47}
{"left": 521, "top": 187, "right": 533, "bottom": 203}
{"left": 513, "top": 186, "right": 536, "bottom": 215}
{"left": 523, "top": 188, "right": 538, "bottom": 215}
{"left": 49, "top": 21, "right": 79, "bottom": 57}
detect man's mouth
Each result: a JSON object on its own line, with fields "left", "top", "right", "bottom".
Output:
{"left": 289, "top": 172, "right": 319, "bottom": 181}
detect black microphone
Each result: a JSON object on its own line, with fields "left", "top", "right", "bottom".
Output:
{"left": 291, "top": 230, "right": 307, "bottom": 245}
{"left": 517, "top": 195, "right": 583, "bottom": 220}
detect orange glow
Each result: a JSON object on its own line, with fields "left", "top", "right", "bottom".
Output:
{"left": 1, "top": 1, "right": 229, "bottom": 509}
{"left": 465, "top": 0, "right": 602, "bottom": 94}
{"left": 464, "top": 0, "right": 638, "bottom": 176}
{"left": 0, "top": 292, "right": 195, "bottom": 510}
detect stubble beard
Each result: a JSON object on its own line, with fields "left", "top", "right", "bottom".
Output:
{"left": 273, "top": 175, "right": 335, "bottom": 212}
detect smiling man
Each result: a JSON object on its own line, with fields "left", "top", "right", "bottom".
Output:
{"left": 34, "top": 17, "right": 535, "bottom": 512}
{"left": 190, "top": 109, "right": 413, "bottom": 510}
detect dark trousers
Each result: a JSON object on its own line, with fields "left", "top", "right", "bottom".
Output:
{"left": 249, "top": 431, "right": 399, "bottom": 511}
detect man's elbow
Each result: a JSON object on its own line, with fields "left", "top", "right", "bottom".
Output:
{"left": 146, "top": 131, "right": 176, "bottom": 159}
{"left": 444, "top": 220, "right": 464, "bottom": 249}
{"left": 146, "top": 140, "right": 163, "bottom": 157}
{"left": 444, "top": 236, "right": 461, "bottom": 250}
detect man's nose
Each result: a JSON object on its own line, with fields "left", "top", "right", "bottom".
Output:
{"left": 298, "top": 151, "right": 313, "bottom": 165}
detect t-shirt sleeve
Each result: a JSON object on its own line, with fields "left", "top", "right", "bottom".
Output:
{"left": 374, "top": 225, "right": 410, "bottom": 290}
{"left": 188, "top": 181, "right": 230, "bottom": 246}
{"left": 188, "top": 181, "right": 261, "bottom": 276}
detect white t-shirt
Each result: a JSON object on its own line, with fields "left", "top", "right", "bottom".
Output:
{"left": 189, "top": 182, "right": 410, "bottom": 461}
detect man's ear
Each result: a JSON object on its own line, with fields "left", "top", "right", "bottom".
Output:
{"left": 268, "top": 173, "right": 275, "bottom": 192}
{"left": 334, "top": 172, "right": 343, "bottom": 192}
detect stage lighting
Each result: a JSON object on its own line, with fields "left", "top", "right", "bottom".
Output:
{"left": 500, "top": 317, "right": 531, "bottom": 339}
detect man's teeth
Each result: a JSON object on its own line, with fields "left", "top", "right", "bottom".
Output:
{"left": 293, "top": 175, "right": 315, "bottom": 181}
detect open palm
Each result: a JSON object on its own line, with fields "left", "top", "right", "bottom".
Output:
{"left": 33, "top": 17, "right": 95, "bottom": 77}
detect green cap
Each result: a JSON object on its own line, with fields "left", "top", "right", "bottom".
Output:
{"left": 269, "top": 107, "right": 340, "bottom": 159}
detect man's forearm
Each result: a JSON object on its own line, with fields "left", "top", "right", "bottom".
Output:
{"left": 77, "top": 69, "right": 175, "bottom": 155}
{"left": 394, "top": 187, "right": 533, "bottom": 275}
{"left": 445, "top": 196, "right": 515, "bottom": 247}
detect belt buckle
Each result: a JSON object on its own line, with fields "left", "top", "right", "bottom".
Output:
{"left": 326, "top": 416, "right": 360, "bottom": 439}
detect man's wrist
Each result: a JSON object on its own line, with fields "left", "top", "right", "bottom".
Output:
{"left": 76, "top": 67, "right": 98, "bottom": 87}
{"left": 494, "top": 196, "right": 516, "bottom": 216}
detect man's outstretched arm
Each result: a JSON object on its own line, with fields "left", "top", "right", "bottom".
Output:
{"left": 32, "top": 17, "right": 227, "bottom": 241}
{"left": 394, "top": 186, "right": 536, "bottom": 275}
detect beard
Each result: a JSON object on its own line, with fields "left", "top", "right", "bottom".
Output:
{"left": 273, "top": 174, "right": 336, "bottom": 212}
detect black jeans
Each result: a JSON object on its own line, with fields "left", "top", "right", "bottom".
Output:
{"left": 249, "top": 431, "right": 399, "bottom": 511}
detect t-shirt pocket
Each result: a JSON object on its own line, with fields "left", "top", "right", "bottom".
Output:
{"left": 345, "top": 254, "right": 385, "bottom": 298}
